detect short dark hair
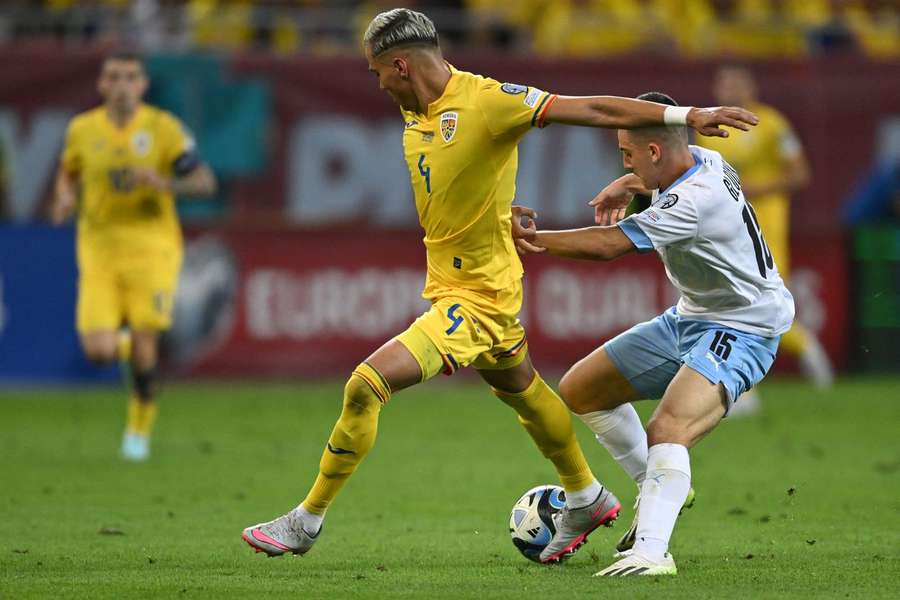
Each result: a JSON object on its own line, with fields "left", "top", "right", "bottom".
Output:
{"left": 637, "top": 91, "right": 679, "bottom": 107}
{"left": 633, "top": 91, "right": 687, "bottom": 145}
{"left": 103, "top": 50, "right": 145, "bottom": 70}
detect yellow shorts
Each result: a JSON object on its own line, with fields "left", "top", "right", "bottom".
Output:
{"left": 752, "top": 196, "right": 790, "bottom": 278}
{"left": 77, "top": 247, "right": 181, "bottom": 334}
{"left": 396, "top": 280, "right": 528, "bottom": 381}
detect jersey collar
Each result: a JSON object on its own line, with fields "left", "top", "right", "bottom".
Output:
{"left": 103, "top": 103, "right": 146, "bottom": 134}
{"left": 660, "top": 151, "right": 702, "bottom": 196}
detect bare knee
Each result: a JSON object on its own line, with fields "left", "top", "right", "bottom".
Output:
{"left": 82, "top": 338, "right": 117, "bottom": 365}
{"left": 559, "top": 367, "right": 621, "bottom": 415}
{"left": 558, "top": 370, "right": 587, "bottom": 412}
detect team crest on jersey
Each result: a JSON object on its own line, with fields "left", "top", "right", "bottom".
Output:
{"left": 132, "top": 131, "right": 152, "bottom": 157}
{"left": 659, "top": 193, "right": 679, "bottom": 209}
{"left": 440, "top": 112, "right": 458, "bottom": 143}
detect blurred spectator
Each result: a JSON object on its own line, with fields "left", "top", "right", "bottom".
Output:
{"left": 0, "top": 0, "right": 895, "bottom": 57}
{"left": 844, "top": 160, "right": 900, "bottom": 224}
{"left": 843, "top": 0, "right": 900, "bottom": 59}
{"left": 651, "top": 0, "right": 717, "bottom": 56}
{"left": 712, "top": 0, "right": 814, "bottom": 58}
{"left": 532, "top": 0, "right": 660, "bottom": 57}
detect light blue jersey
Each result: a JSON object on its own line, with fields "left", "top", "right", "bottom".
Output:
{"left": 606, "top": 146, "right": 794, "bottom": 408}
{"left": 618, "top": 146, "right": 794, "bottom": 337}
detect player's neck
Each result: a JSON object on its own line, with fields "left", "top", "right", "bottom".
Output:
{"left": 411, "top": 58, "right": 451, "bottom": 115}
{"left": 105, "top": 104, "right": 140, "bottom": 129}
{"left": 658, "top": 148, "right": 697, "bottom": 193}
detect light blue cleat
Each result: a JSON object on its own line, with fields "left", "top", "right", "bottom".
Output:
{"left": 121, "top": 432, "right": 150, "bottom": 462}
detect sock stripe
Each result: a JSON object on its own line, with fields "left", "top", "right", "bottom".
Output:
{"left": 362, "top": 362, "right": 392, "bottom": 397}
{"left": 352, "top": 369, "right": 389, "bottom": 404}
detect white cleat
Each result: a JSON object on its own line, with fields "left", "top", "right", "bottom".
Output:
{"left": 242, "top": 508, "right": 320, "bottom": 557}
{"left": 594, "top": 551, "right": 677, "bottom": 577}
{"left": 121, "top": 432, "right": 150, "bottom": 461}
{"left": 616, "top": 487, "right": 694, "bottom": 553}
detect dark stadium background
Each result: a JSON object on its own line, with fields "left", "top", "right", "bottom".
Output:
{"left": 2, "top": 1, "right": 898, "bottom": 383}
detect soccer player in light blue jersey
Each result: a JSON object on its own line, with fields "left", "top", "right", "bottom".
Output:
{"left": 512, "top": 92, "right": 794, "bottom": 577}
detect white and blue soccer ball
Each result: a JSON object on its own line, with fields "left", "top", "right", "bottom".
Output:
{"left": 508, "top": 484, "right": 566, "bottom": 562}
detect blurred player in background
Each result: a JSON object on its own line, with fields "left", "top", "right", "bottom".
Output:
{"left": 52, "top": 52, "right": 216, "bottom": 461}
{"left": 698, "top": 66, "right": 834, "bottom": 412}
{"left": 241, "top": 8, "right": 758, "bottom": 563}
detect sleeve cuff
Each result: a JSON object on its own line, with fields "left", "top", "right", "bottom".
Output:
{"left": 531, "top": 94, "right": 557, "bottom": 128}
{"left": 173, "top": 150, "right": 201, "bottom": 177}
{"left": 617, "top": 217, "right": 655, "bottom": 253}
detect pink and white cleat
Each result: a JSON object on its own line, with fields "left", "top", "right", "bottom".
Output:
{"left": 242, "top": 508, "right": 319, "bottom": 557}
{"left": 539, "top": 487, "right": 621, "bottom": 564}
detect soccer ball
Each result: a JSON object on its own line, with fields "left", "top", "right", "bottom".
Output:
{"left": 508, "top": 484, "right": 565, "bottom": 562}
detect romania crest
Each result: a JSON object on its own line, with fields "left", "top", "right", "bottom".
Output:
{"left": 440, "top": 112, "right": 458, "bottom": 143}
{"left": 132, "top": 131, "right": 152, "bottom": 157}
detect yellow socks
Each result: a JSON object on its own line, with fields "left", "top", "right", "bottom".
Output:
{"left": 117, "top": 330, "right": 132, "bottom": 363}
{"left": 493, "top": 374, "right": 596, "bottom": 494}
{"left": 125, "top": 397, "right": 158, "bottom": 436}
{"left": 780, "top": 322, "right": 810, "bottom": 356}
{"left": 302, "top": 363, "right": 390, "bottom": 515}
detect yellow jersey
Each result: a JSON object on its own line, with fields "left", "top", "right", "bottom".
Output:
{"left": 697, "top": 102, "right": 802, "bottom": 212}
{"left": 60, "top": 103, "right": 196, "bottom": 256}
{"left": 401, "top": 66, "right": 555, "bottom": 298}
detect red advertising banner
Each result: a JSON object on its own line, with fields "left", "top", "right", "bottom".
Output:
{"left": 168, "top": 230, "right": 848, "bottom": 378}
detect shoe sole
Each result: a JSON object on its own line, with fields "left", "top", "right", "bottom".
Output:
{"left": 241, "top": 528, "right": 301, "bottom": 558}
{"left": 540, "top": 502, "right": 621, "bottom": 564}
{"left": 596, "top": 564, "right": 678, "bottom": 577}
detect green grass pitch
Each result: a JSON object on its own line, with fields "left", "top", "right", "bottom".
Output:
{"left": 1, "top": 377, "right": 898, "bottom": 599}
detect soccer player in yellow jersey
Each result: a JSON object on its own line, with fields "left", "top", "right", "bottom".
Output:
{"left": 698, "top": 66, "right": 834, "bottom": 405}
{"left": 242, "top": 8, "right": 758, "bottom": 563}
{"left": 52, "top": 52, "right": 216, "bottom": 461}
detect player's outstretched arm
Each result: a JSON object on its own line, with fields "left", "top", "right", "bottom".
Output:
{"left": 512, "top": 205, "right": 635, "bottom": 261}
{"left": 543, "top": 96, "right": 758, "bottom": 138}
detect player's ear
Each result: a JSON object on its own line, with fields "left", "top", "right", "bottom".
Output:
{"left": 649, "top": 142, "right": 662, "bottom": 164}
{"left": 393, "top": 57, "right": 410, "bottom": 80}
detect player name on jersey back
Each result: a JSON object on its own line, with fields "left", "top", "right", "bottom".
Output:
{"left": 618, "top": 146, "right": 795, "bottom": 338}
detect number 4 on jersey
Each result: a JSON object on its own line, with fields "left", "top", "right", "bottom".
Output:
{"left": 418, "top": 154, "right": 431, "bottom": 194}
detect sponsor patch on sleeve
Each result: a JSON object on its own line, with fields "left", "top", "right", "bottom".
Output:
{"left": 524, "top": 87, "right": 544, "bottom": 108}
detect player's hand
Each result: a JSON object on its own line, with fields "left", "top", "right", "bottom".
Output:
{"left": 688, "top": 106, "right": 759, "bottom": 138}
{"left": 511, "top": 205, "right": 545, "bottom": 255}
{"left": 129, "top": 167, "right": 172, "bottom": 192}
{"left": 51, "top": 190, "right": 76, "bottom": 225}
{"left": 589, "top": 174, "right": 644, "bottom": 225}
